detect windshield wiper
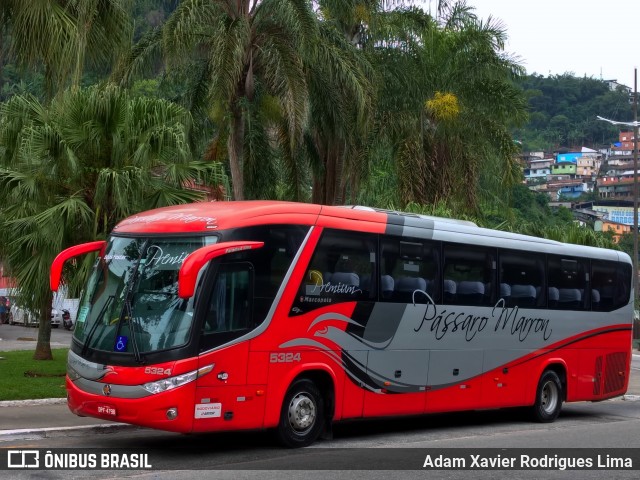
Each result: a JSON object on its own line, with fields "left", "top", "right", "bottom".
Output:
{"left": 124, "top": 300, "right": 144, "bottom": 364}
{"left": 81, "top": 295, "right": 114, "bottom": 356}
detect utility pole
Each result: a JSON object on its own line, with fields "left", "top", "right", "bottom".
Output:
{"left": 634, "top": 68, "right": 638, "bottom": 292}
{"left": 597, "top": 68, "right": 640, "bottom": 293}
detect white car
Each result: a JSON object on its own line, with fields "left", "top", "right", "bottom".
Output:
{"left": 9, "top": 305, "right": 38, "bottom": 327}
{"left": 50, "top": 308, "right": 63, "bottom": 328}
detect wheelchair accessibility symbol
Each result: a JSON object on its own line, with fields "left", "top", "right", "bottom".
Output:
{"left": 115, "top": 336, "right": 128, "bottom": 352}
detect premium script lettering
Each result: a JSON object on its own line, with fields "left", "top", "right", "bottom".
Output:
{"left": 308, "top": 281, "right": 362, "bottom": 296}
{"left": 146, "top": 245, "right": 190, "bottom": 267}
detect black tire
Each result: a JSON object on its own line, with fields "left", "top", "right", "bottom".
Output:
{"left": 276, "top": 379, "right": 324, "bottom": 448}
{"left": 532, "top": 370, "right": 563, "bottom": 422}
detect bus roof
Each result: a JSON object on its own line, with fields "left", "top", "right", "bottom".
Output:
{"left": 111, "top": 201, "right": 629, "bottom": 263}
{"left": 113, "top": 201, "right": 481, "bottom": 233}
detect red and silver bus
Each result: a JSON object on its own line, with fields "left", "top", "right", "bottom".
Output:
{"left": 50, "top": 201, "right": 634, "bottom": 447}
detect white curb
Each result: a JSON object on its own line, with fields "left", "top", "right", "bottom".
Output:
{"left": 0, "top": 398, "right": 66, "bottom": 408}
{"left": 0, "top": 423, "right": 136, "bottom": 439}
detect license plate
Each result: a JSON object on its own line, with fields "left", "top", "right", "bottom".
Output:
{"left": 96, "top": 404, "right": 117, "bottom": 416}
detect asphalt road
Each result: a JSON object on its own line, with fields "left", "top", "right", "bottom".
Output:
{"left": 2, "top": 388, "right": 640, "bottom": 479}
{"left": 1, "top": 324, "right": 640, "bottom": 479}
{"left": 0, "top": 323, "right": 73, "bottom": 351}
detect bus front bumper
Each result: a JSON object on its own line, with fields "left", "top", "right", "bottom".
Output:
{"left": 66, "top": 375, "right": 196, "bottom": 433}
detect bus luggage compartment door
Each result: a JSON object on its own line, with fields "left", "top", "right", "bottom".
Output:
{"left": 363, "top": 349, "right": 429, "bottom": 416}
{"left": 426, "top": 349, "right": 484, "bottom": 412}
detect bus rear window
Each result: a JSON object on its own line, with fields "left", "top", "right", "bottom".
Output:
{"left": 592, "top": 260, "right": 631, "bottom": 312}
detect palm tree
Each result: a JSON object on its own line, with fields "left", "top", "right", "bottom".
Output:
{"left": 67, "top": 0, "right": 131, "bottom": 89}
{"left": 364, "top": 3, "right": 528, "bottom": 211}
{"left": 302, "top": 1, "right": 424, "bottom": 205}
{"left": 0, "top": 85, "right": 226, "bottom": 359}
{"left": 3, "top": 0, "right": 130, "bottom": 99}
{"left": 294, "top": 2, "right": 376, "bottom": 205}
{"left": 0, "top": 0, "right": 12, "bottom": 95}
{"left": 119, "top": 0, "right": 317, "bottom": 201}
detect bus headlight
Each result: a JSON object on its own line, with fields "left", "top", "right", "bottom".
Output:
{"left": 67, "top": 365, "right": 81, "bottom": 381}
{"left": 142, "top": 364, "right": 214, "bottom": 395}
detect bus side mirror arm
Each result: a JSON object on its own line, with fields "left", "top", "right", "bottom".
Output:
{"left": 178, "top": 241, "right": 264, "bottom": 299}
{"left": 50, "top": 241, "right": 107, "bottom": 291}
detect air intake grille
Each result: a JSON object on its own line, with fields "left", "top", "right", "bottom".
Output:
{"left": 604, "top": 352, "right": 628, "bottom": 394}
{"left": 593, "top": 356, "right": 602, "bottom": 396}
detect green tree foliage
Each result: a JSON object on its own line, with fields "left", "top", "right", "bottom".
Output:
{"left": 507, "top": 222, "right": 618, "bottom": 250}
{"left": 301, "top": 0, "right": 376, "bottom": 205}
{"left": 118, "top": 0, "right": 320, "bottom": 201}
{"left": 0, "top": 85, "right": 226, "bottom": 359}
{"left": 360, "top": 3, "right": 528, "bottom": 212}
{"left": 130, "top": 0, "right": 179, "bottom": 41}
{"left": 617, "top": 232, "right": 638, "bottom": 266}
{"left": 0, "top": 0, "right": 131, "bottom": 99}
{"left": 117, "top": 1, "right": 525, "bottom": 208}
{"left": 514, "top": 74, "right": 633, "bottom": 151}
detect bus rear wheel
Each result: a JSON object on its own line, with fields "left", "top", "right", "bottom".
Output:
{"left": 532, "top": 370, "right": 563, "bottom": 422}
{"left": 277, "top": 379, "right": 324, "bottom": 448}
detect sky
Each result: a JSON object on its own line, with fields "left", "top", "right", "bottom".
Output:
{"left": 423, "top": 0, "right": 640, "bottom": 89}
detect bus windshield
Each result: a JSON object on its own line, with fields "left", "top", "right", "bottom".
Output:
{"left": 73, "top": 235, "right": 217, "bottom": 356}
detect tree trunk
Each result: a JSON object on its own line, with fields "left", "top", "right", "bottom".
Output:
{"left": 325, "top": 145, "right": 337, "bottom": 205}
{"left": 312, "top": 174, "right": 324, "bottom": 204}
{"left": 311, "top": 134, "right": 327, "bottom": 204}
{"left": 73, "top": 28, "right": 87, "bottom": 89}
{"left": 0, "top": 27, "right": 5, "bottom": 100}
{"left": 334, "top": 144, "right": 346, "bottom": 205}
{"left": 33, "top": 292, "right": 53, "bottom": 361}
{"left": 228, "top": 101, "right": 245, "bottom": 200}
{"left": 349, "top": 170, "right": 358, "bottom": 205}
{"left": 72, "top": 3, "right": 94, "bottom": 90}
{"left": 43, "top": 62, "right": 55, "bottom": 104}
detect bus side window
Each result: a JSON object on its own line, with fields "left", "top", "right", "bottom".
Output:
{"left": 228, "top": 225, "right": 309, "bottom": 325}
{"left": 199, "top": 262, "right": 255, "bottom": 352}
{"left": 614, "top": 262, "right": 632, "bottom": 310}
{"left": 293, "top": 230, "right": 376, "bottom": 315}
{"left": 380, "top": 237, "right": 440, "bottom": 304}
{"left": 591, "top": 260, "right": 631, "bottom": 312}
{"left": 443, "top": 244, "right": 495, "bottom": 307}
{"left": 548, "top": 256, "right": 588, "bottom": 310}
{"left": 499, "top": 251, "right": 545, "bottom": 308}
{"left": 591, "top": 260, "right": 615, "bottom": 311}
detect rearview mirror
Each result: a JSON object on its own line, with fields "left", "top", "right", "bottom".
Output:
{"left": 50, "top": 241, "right": 106, "bottom": 291}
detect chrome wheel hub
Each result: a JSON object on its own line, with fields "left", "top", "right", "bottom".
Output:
{"left": 541, "top": 381, "right": 558, "bottom": 414}
{"left": 288, "top": 393, "right": 316, "bottom": 432}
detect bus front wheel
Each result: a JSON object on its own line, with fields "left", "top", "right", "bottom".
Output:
{"left": 532, "top": 370, "right": 563, "bottom": 422}
{"left": 277, "top": 379, "right": 324, "bottom": 448}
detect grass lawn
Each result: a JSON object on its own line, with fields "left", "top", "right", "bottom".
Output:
{"left": 0, "top": 348, "right": 68, "bottom": 401}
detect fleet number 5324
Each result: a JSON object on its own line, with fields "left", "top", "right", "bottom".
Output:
{"left": 270, "top": 352, "right": 301, "bottom": 363}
